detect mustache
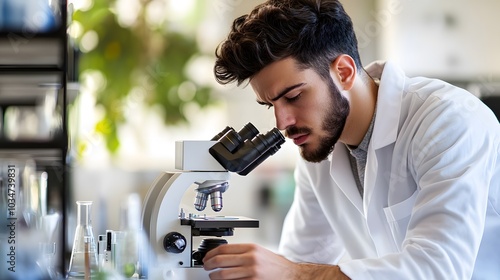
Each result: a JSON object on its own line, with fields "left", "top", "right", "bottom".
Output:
{"left": 285, "top": 126, "right": 311, "bottom": 138}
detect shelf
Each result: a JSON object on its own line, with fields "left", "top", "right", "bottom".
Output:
{"left": 0, "top": 0, "right": 69, "bottom": 277}
{"left": 0, "top": 147, "right": 64, "bottom": 161}
{"left": 0, "top": 137, "right": 67, "bottom": 150}
{"left": 0, "top": 71, "right": 63, "bottom": 107}
{"left": 0, "top": 37, "right": 65, "bottom": 67}
{"left": 0, "top": 65, "right": 65, "bottom": 72}
{"left": 0, "top": 28, "right": 66, "bottom": 39}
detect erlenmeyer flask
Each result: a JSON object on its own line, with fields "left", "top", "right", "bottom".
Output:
{"left": 68, "top": 201, "right": 98, "bottom": 279}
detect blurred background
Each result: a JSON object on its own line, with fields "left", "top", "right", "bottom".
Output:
{"left": 1, "top": 0, "right": 499, "bottom": 277}
{"left": 68, "top": 0, "right": 500, "bottom": 246}
{"left": 68, "top": 0, "right": 500, "bottom": 167}
{"left": 67, "top": 0, "right": 300, "bottom": 250}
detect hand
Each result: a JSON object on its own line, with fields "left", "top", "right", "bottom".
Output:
{"left": 202, "top": 243, "right": 296, "bottom": 280}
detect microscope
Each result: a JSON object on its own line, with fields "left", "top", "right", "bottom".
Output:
{"left": 141, "top": 123, "right": 285, "bottom": 279}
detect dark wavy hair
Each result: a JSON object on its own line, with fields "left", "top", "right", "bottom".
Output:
{"left": 214, "top": 0, "right": 363, "bottom": 86}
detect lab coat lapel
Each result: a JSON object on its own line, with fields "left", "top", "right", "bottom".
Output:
{"left": 363, "top": 61, "right": 404, "bottom": 212}
{"left": 363, "top": 61, "right": 405, "bottom": 255}
{"left": 329, "top": 144, "right": 364, "bottom": 214}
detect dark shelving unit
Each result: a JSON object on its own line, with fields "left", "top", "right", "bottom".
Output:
{"left": 0, "top": 0, "right": 70, "bottom": 278}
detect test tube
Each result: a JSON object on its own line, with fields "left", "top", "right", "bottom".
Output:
{"left": 98, "top": 235, "right": 106, "bottom": 271}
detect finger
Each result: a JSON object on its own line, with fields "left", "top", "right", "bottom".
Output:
{"left": 204, "top": 243, "right": 256, "bottom": 260}
{"left": 203, "top": 253, "right": 245, "bottom": 270}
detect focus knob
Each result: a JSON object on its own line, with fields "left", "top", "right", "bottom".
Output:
{"left": 163, "top": 232, "right": 186, "bottom": 253}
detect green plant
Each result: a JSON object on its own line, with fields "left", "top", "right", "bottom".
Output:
{"left": 72, "top": 0, "right": 213, "bottom": 154}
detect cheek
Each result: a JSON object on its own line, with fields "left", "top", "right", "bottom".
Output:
{"left": 299, "top": 105, "right": 325, "bottom": 130}
{"left": 309, "top": 99, "right": 329, "bottom": 120}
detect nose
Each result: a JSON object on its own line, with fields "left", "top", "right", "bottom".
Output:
{"left": 274, "top": 105, "right": 295, "bottom": 131}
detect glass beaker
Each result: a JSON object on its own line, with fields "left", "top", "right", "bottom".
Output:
{"left": 68, "top": 201, "right": 98, "bottom": 279}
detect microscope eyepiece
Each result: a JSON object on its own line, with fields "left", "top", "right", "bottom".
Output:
{"left": 209, "top": 124, "right": 285, "bottom": 175}
{"left": 195, "top": 123, "right": 284, "bottom": 214}
{"left": 217, "top": 130, "right": 242, "bottom": 153}
{"left": 211, "top": 123, "right": 260, "bottom": 153}
{"left": 252, "top": 128, "right": 285, "bottom": 152}
{"left": 237, "top": 122, "right": 259, "bottom": 141}
{"left": 211, "top": 126, "right": 232, "bottom": 141}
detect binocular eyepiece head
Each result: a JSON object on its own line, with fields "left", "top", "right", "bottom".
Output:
{"left": 209, "top": 123, "right": 285, "bottom": 175}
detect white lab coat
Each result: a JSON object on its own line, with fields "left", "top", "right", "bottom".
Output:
{"left": 278, "top": 61, "right": 500, "bottom": 279}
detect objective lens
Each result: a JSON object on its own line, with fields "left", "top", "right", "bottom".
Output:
{"left": 194, "top": 192, "right": 209, "bottom": 211}
{"left": 210, "top": 191, "right": 224, "bottom": 212}
{"left": 195, "top": 181, "right": 229, "bottom": 211}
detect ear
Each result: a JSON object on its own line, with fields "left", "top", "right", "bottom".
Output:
{"left": 329, "top": 55, "right": 357, "bottom": 91}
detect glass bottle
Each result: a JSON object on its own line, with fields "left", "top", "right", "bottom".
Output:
{"left": 68, "top": 201, "right": 98, "bottom": 279}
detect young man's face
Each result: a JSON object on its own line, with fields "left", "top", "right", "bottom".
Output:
{"left": 250, "top": 57, "right": 350, "bottom": 162}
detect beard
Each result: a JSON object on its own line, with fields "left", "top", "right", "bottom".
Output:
{"left": 286, "top": 78, "right": 350, "bottom": 163}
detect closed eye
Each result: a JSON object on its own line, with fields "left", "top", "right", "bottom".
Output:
{"left": 256, "top": 93, "right": 301, "bottom": 109}
{"left": 285, "top": 92, "right": 301, "bottom": 103}
{"left": 256, "top": 83, "right": 305, "bottom": 109}
{"left": 257, "top": 100, "right": 273, "bottom": 109}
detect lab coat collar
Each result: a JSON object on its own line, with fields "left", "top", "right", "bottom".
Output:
{"left": 365, "top": 60, "right": 405, "bottom": 150}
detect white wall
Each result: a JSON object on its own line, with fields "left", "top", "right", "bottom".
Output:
{"left": 378, "top": 0, "right": 500, "bottom": 81}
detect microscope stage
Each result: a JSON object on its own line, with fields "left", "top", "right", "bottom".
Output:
{"left": 180, "top": 216, "right": 259, "bottom": 229}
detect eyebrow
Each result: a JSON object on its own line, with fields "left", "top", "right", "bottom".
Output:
{"left": 256, "top": 83, "right": 305, "bottom": 105}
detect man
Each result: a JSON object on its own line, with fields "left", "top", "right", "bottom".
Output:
{"left": 202, "top": 0, "right": 500, "bottom": 279}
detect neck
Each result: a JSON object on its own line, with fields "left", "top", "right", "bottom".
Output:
{"left": 340, "top": 74, "right": 378, "bottom": 147}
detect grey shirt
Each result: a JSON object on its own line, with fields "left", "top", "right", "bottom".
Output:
{"left": 346, "top": 113, "right": 376, "bottom": 198}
